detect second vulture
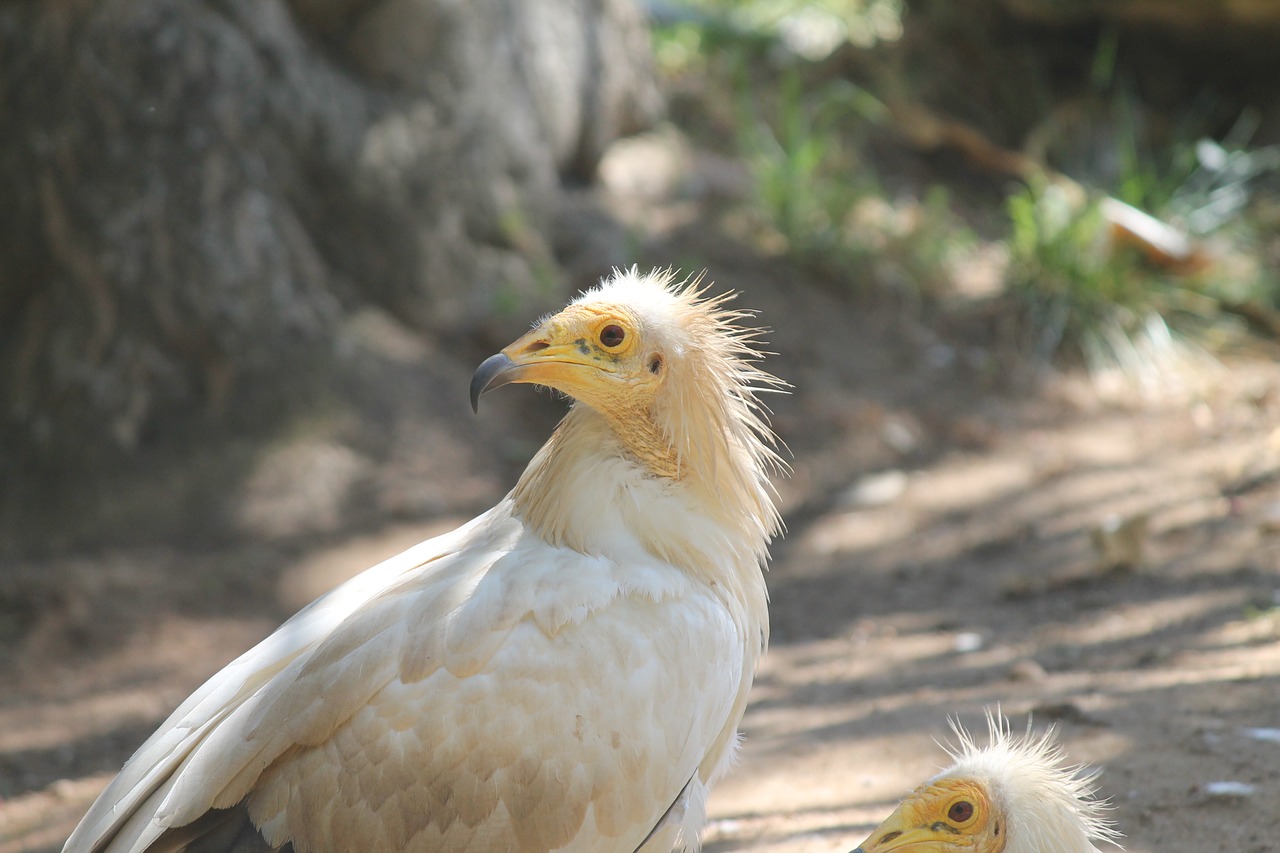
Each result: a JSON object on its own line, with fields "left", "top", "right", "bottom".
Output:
{"left": 852, "top": 712, "right": 1121, "bottom": 853}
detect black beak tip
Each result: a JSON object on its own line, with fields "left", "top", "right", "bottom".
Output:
{"left": 470, "top": 352, "right": 516, "bottom": 414}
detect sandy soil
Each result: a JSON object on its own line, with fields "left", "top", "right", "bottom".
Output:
{"left": 4, "top": 215, "right": 1280, "bottom": 853}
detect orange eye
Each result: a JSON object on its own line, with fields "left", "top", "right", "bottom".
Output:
{"left": 948, "top": 801, "right": 974, "bottom": 823}
{"left": 600, "top": 324, "right": 626, "bottom": 348}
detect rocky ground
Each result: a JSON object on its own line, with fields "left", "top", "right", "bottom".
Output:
{"left": 4, "top": 152, "right": 1280, "bottom": 853}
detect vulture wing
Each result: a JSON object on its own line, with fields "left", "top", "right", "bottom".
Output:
{"left": 67, "top": 501, "right": 743, "bottom": 853}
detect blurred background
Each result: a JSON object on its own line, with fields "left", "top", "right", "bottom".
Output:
{"left": 4, "top": 1, "right": 1280, "bottom": 850}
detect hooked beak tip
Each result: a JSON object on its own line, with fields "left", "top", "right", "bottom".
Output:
{"left": 470, "top": 352, "right": 517, "bottom": 414}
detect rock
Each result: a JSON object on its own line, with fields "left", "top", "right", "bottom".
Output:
{"left": 0, "top": 0, "right": 661, "bottom": 462}
{"left": 880, "top": 418, "right": 921, "bottom": 456}
{"left": 1008, "top": 658, "right": 1048, "bottom": 682}
{"left": 839, "top": 469, "right": 908, "bottom": 508}
{"left": 1202, "top": 780, "right": 1256, "bottom": 798}
{"left": 1241, "top": 727, "right": 1280, "bottom": 743}
{"left": 1089, "top": 512, "right": 1150, "bottom": 572}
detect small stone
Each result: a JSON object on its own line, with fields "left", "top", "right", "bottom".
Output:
{"left": 1008, "top": 659, "right": 1048, "bottom": 682}
{"left": 1242, "top": 727, "right": 1280, "bottom": 743}
{"left": 1203, "top": 781, "right": 1256, "bottom": 798}
{"left": 881, "top": 419, "right": 919, "bottom": 455}
{"left": 1089, "top": 512, "right": 1149, "bottom": 572}
{"left": 840, "top": 469, "right": 908, "bottom": 508}
{"left": 50, "top": 778, "right": 78, "bottom": 799}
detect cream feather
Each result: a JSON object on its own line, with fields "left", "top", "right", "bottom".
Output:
{"left": 63, "top": 268, "right": 783, "bottom": 853}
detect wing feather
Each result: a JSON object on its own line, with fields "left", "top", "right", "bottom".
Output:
{"left": 244, "top": 595, "right": 742, "bottom": 852}
{"left": 65, "top": 508, "right": 502, "bottom": 853}
{"left": 68, "top": 500, "right": 748, "bottom": 853}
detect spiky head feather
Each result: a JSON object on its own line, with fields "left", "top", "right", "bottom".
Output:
{"left": 935, "top": 712, "right": 1121, "bottom": 853}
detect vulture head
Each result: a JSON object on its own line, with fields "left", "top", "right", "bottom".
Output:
{"left": 853, "top": 713, "right": 1121, "bottom": 853}
{"left": 471, "top": 267, "right": 785, "bottom": 557}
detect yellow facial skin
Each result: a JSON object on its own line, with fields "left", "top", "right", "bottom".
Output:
{"left": 471, "top": 303, "right": 664, "bottom": 415}
{"left": 854, "top": 779, "right": 1004, "bottom": 853}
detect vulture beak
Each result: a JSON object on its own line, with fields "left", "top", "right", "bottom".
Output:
{"left": 850, "top": 803, "right": 955, "bottom": 853}
{"left": 470, "top": 353, "right": 518, "bottom": 413}
{"left": 470, "top": 323, "right": 608, "bottom": 413}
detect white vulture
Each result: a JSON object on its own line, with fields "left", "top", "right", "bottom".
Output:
{"left": 852, "top": 713, "right": 1122, "bottom": 853}
{"left": 63, "top": 268, "right": 784, "bottom": 853}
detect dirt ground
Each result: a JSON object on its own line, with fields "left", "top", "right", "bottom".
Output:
{"left": 4, "top": 175, "right": 1280, "bottom": 853}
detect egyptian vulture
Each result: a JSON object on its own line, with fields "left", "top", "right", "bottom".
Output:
{"left": 852, "top": 713, "right": 1121, "bottom": 853}
{"left": 63, "top": 268, "right": 784, "bottom": 853}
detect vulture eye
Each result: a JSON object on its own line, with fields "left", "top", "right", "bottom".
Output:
{"left": 948, "top": 801, "right": 975, "bottom": 823}
{"left": 599, "top": 324, "right": 626, "bottom": 349}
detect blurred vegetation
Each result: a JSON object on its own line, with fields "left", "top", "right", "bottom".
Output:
{"left": 649, "top": 0, "right": 1280, "bottom": 380}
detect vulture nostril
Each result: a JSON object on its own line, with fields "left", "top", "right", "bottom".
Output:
{"left": 523, "top": 340, "right": 550, "bottom": 354}
{"left": 879, "top": 831, "right": 903, "bottom": 845}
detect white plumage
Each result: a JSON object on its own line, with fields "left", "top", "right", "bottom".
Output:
{"left": 63, "top": 268, "right": 784, "bottom": 853}
{"left": 852, "top": 712, "right": 1122, "bottom": 853}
